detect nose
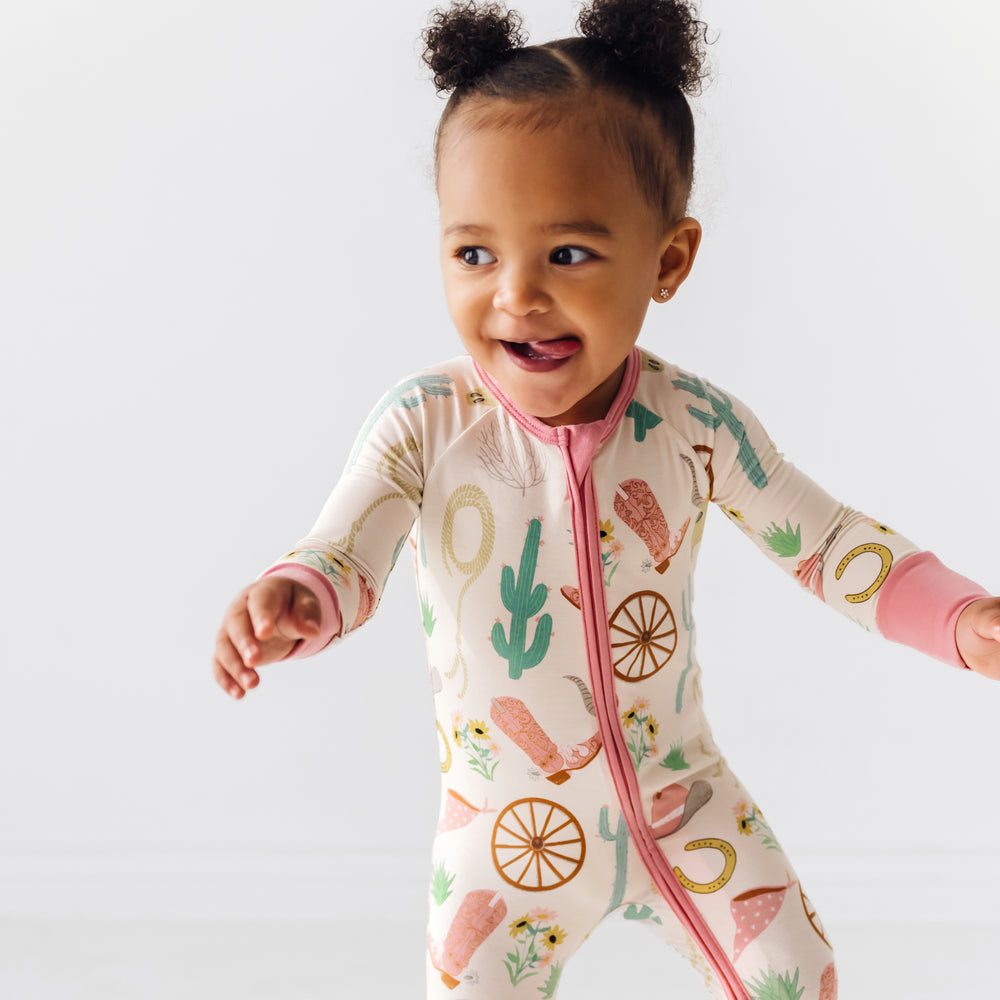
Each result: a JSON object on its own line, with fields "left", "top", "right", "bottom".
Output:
{"left": 492, "top": 262, "right": 551, "bottom": 316}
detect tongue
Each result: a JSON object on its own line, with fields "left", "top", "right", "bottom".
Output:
{"left": 525, "top": 337, "right": 580, "bottom": 359}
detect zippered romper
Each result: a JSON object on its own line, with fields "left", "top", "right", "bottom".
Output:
{"left": 265, "top": 346, "right": 986, "bottom": 1000}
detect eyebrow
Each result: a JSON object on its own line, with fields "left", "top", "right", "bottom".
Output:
{"left": 443, "top": 220, "right": 613, "bottom": 239}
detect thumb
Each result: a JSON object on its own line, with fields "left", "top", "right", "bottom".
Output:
{"left": 277, "top": 581, "right": 323, "bottom": 640}
{"left": 969, "top": 598, "right": 1000, "bottom": 640}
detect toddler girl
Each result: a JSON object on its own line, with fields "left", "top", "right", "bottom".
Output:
{"left": 212, "top": 1, "right": 1000, "bottom": 997}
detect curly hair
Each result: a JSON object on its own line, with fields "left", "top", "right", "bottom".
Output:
{"left": 422, "top": 0, "right": 711, "bottom": 223}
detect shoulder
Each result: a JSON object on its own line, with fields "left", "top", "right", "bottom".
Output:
{"left": 631, "top": 348, "right": 724, "bottom": 433}
{"left": 364, "top": 354, "right": 501, "bottom": 456}
{"left": 382, "top": 354, "right": 504, "bottom": 419}
{"left": 630, "top": 346, "right": 772, "bottom": 449}
{"left": 376, "top": 355, "right": 473, "bottom": 406}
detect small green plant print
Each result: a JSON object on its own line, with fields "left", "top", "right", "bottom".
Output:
{"left": 621, "top": 699, "right": 658, "bottom": 769}
{"left": 430, "top": 858, "right": 455, "bottom": 905}
{"left": 734, "top": 799, "right": 782, "bottom": 851}
{"left": 504, "top": 909, "right": 567, "bottom": 986}
{"left": 420, "top": 589, "right": 436, "bottom": 636}
{"left": 659, "top": 739, "right": 690, "bottom": 771}
{"left": 745, "top": 967, "right": 804, "bottom": 1000}
{"left": 538, "top": 961, "right": 563, "bottom": 998}
{"left": 451, "top": 714, "right": 501, "bottom": 781}
{"left": 760, "top": 520, "right": 802, "bottom": 558}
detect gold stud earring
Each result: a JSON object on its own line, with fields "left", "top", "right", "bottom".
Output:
{"left": 659, "top": 288, "right": 671, "bottom": 300}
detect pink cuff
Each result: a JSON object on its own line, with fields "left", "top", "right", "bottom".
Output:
{"left": 259, "top": 564, "right": 342, "bottom": 659}
{"left": 875, "top": 551, "right": 989, "bottom": 669}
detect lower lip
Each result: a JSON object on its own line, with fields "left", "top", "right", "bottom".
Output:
{"left": 501, "top": 339, "right": 580, "bottom": 373}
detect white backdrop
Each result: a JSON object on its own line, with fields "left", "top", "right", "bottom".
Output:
{"left": 2, "top": 0, "right": 999, "bottom": 930}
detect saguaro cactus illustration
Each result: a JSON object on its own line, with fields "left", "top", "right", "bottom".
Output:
{"left": 671, "top": 373, "right": 768, "bottom": 489}
{"left": 491, "top": 518, "right": 552, "bottom": 679}
{"left": 676, "top": 585, "right": 696, "bottom": 713}
{"left": 598, "top": 805, "right": 630, "bottom": 914}
{"left": 625, "top": 400, "right": 663, "bottom": 442}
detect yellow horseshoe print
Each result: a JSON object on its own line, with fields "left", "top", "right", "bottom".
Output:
{"left": 834, "top": 542, "right": 893, "bottom": 604}
{"left": 672, "top": 838, "right": 737, "bottom": 894}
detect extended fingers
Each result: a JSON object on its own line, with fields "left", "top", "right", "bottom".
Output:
{"left": 213, "top": 629, "right": 259, "bottom": 699}
{"left": 226, "top": 588, "right": 265, "bottom": 665}
{"left": 213, "top": 586, "right": 265, "bottom": 699}
{"left": 213, "top": 578, "right": 323, "bottom": 700}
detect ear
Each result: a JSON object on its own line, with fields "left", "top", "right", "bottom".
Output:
{"left": 652, "top": 218, "right": 702, "bottom": 302}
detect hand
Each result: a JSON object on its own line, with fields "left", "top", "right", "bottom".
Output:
{"left": 956, "top": 597, "right": 1000, "bottom": 680}
{"left": 212, "top": 576, "right": 321, "bottom": 699}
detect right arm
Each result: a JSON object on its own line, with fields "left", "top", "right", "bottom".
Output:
{"left": 212, "top": 380, "right": 428, "bottom": 698}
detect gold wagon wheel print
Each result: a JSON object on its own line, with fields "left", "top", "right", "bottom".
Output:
{"left": 491, "top": 798, "right": 586, "bottom": 892}
{"left": 608, "top": 590, "right": 677, "bottom": 682}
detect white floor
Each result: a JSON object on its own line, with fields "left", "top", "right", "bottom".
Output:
{"left": 0, "top": 917, "right": 993, "bottom": 999}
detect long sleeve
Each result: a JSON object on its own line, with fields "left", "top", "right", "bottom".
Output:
{"left": 261, "top": 379, "right": 428, "bottom": 655}
{"left": 671, "top": 371, "right": 988, "bottom": 667}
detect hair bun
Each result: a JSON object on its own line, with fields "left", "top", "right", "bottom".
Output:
{"left": 423, "top": 2, "right": 527, "bottom": 94}
{"left": 578, "top": 0, "right": 707, "bottom": 94}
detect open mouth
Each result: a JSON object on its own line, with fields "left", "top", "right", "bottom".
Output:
{"left": 503, "top": 337, "right": 581, "bottom": 362}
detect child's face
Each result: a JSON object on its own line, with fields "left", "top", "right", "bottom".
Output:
{"left": 438, "top": 107, "right": 699, "bottom": 425}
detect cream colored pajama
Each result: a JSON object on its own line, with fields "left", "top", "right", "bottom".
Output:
{"left": 266, "top": 347, "right": 985, "bottom": 1000}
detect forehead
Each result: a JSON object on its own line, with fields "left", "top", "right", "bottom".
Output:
{"left": 437, "top": 106, "right": 650, "bottom": 231}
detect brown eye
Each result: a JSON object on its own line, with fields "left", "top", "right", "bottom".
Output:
{"left": 460, "top": 247, "right": 496, "bottom": 266}
{"left": 551, "top": 246, "right": 590, "bottom": 266}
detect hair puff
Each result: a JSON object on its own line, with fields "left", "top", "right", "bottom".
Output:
{"left": 578, "top": 0, "right": 708, "bottom": 94}
{"left": 422, "top": 2, "right": 528, "bottom": 94}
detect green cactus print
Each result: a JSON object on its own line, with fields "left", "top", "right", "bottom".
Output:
{"left": 623, "top": 903, "right": 662, "bottom": 924}
{"left": 491, "top": 518, "right": 553, "bottom": 679}
{"left": 598, "top": 806, "right": 630, "bottom": 915}
{"left": 672, "top": 374, "right": 767, "bottom": 489}
{"left": 625, "top": 400, "right": 663, "bottom": 442}
{"left": 745, "top": 967, "right": 804, "bottom": 1000}
{"left": 761, "top": 520, "right": 802, "bottom": 558}
{"left": 347, "top": 374, "right": 454, "bottom": 469}
{"left": 675, "top": 586, "right": 695, "bottom": 713}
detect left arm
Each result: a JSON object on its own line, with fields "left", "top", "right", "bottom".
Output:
{"left": 683, "top": 371, "right": 994, "bottom": 673}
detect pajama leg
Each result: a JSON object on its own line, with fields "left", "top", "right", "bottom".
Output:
{"left": 425, "top": 794, "right": 613, "bottom": 1000}
{"left": 425, "top": 877, "right": 606, "bottom": 999}
{"left": 635, "top": 759, "right": 837, "bottom": 1000}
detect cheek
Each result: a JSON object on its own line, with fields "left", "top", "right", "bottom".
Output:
{"left": 443, "top": 281, "right": 485, "bottom": 332}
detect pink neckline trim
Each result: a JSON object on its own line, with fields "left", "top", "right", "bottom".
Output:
{"left": 473, "top": 348, "right": 640, "bottom": 475}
